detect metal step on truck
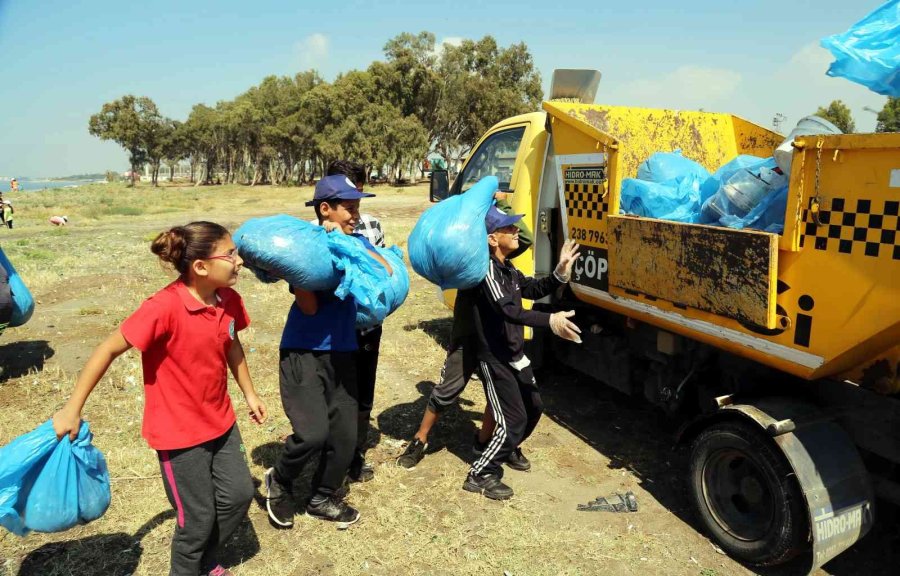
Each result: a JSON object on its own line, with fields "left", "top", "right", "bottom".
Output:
{"left": 430, "top": 70, "right": 900, "bottom": 573}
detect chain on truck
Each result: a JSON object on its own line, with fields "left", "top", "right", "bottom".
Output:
{"left": 430, "top": 69, "right": 900, "bottom": 573}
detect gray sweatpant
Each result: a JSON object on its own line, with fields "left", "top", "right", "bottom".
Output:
{"left": 157, "top": 424, "right": 254, "bottom": 576}
{"left": 427, "top": 341, "right": 481, "bottom": 413}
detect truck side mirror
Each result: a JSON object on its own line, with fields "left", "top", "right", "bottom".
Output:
{"left": 430, "top": 170, "right": 450, "bottom": 203}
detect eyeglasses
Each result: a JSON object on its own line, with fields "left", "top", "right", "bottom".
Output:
{"left": 206, "top": 250, "right": 239, "bottom": 264}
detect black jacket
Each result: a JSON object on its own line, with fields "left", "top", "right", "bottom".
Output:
{"left": 470, "top": 255, "right": 562, "bottom": 365}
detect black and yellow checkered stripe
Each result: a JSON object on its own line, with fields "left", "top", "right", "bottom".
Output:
{"left": 564, "top": 183, "right": 608, "bottom": 220}
{"left": 799, "top": 197, "right": 900, "bottom": 259}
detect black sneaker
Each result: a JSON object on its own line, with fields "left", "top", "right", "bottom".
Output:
{"left": 397, "top": 438, "right": 427, "bottom": 469}
{"left": 472, "top": 435, "right": 488, "bottom": 456}
{"left": 348, "top": 453, "right": 375, "bottom": 483}
{"left": 306, "top": 497, "right": 360, "bottom": 529}
{"left": 506, "top": 447, "right": 531, "bottom": 471}
{"left": 463, "top": 472, "right": 514, "bottom": 500}
{"left": 264, "top": 468, "right": 294, "bottom": 528}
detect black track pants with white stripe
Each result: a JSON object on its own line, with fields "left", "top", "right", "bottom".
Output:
{"left": 470, "top": 361, "right": 543, "bottom": 477}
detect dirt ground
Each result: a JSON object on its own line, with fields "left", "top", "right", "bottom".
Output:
{"left": 0, "top": 183, "right": 896, "bottom": 576}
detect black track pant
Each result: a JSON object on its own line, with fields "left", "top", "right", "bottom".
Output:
{"left": 275, "top": 349, "right": 358, "bottom": 496}
{"left": 470, "top": 361, "right": 543, "bottom": 477}
{"left": 158, "top": 424, "right": 254, "bottom": 576}
{"left": 355, "top": 326, "right": 382, "bottom": 453}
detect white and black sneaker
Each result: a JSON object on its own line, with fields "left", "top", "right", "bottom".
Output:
{"left": 264, "top": 468, "right": 294, "bottom": 529}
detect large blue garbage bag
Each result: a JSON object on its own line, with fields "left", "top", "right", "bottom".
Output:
{"left": 621, "top": 152, "right": 710, "bottom": 223}
{"left": 0, "top": 246, "right": 35, "bottom": 327}
{"left": 360, "top": 246, "right": 409, "bottom": 329}
{"left": 701, "top": 157, "right": 787, "bottom": 225}
{"left": 821, "top": 0, "right": 900, "bottom": 97}
{"left": 620, "top": 178, "right": 702, "bottom": 223}
{"left": 0, "top": 420, "right": 110, "bottom": 536}
{"left": 234, "top": 215, "right": 340, "bottom": 291}
{"left": 408, "top": 176, "right": 497, "bottom": 289}
{"left": 718, "top": 185, "right": 789, "bottom": 234}
{"left": 637, "top": 150, "right": 711, "bottom": 185}
{"left": 327, "top": 234, "right": 409, "bottom": 328}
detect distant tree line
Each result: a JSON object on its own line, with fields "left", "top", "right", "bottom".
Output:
{"left": 89, "top": 32, "right": 542, "bottom": 187}
{"left": 814, "top": 97, "right": 900, "bottom": 134}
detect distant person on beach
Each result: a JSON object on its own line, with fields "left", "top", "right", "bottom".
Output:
{"left": 0, "top": 200, "right": 13, "bottom": 229}
{"left": 10, "top": 178, "right": 18, "bottom": 193}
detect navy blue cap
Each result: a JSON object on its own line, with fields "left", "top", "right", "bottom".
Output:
{"left": 485, "top": 205, "right": 524, "bottom": 233}
{"left": 305, "top": 174, "right": 376, "bottom": 207}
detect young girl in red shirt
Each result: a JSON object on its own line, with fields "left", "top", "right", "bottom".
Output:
{"left": 53, "top": 221, "right": 267, "bottom": 576}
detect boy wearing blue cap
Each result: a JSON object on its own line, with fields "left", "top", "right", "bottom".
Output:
{"left": 464, "top": 206, "right": 582, "bottom": 500}
{"left": 265, "top": 175, "right": 392, "bottom": 529}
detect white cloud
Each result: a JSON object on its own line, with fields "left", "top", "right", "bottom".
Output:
{"left": 296, "top": 33, "right": 329, "bottom": 69}
{"left": 611, "top": 65, "right": 742, "bottom": 110}
{"left": 434, "top": 36, "right": 464, "bottom": 58}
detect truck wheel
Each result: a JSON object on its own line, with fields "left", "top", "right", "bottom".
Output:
{"left": 689, "top": 420, "right": 808, "bottom": 566}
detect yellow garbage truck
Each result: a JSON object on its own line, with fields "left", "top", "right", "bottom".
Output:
{"left": 430, "top": 70, "right": 900, "bottom": 573}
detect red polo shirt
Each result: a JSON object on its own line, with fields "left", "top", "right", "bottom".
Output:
{"left": 120, "top": 280, "right": 250, "bottom": 450}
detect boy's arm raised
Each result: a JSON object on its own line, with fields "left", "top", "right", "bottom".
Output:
{"left": 52, "top": 328, "right": 132, "bottom": 440}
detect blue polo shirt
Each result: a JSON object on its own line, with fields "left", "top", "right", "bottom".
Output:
{"left": 279, "top": 233, "right": 374, "bottom": 352}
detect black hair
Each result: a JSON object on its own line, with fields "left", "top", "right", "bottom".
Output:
{"left": 313, "top": 199, "right": 342, "bottom": 223}
{"left": 326, "top": 160, "right": 366, "bottom": 186}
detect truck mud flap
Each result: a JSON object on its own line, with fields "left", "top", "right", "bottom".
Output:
{"left": 720, "top": 401, "right": 874, "bottom": 572}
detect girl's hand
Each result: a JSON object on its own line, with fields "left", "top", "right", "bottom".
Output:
{"left": 52, "top": 406, "right": 82, "bottom": 441}
{"left": 245, "top": 393, "right": 268, "bottom": 425}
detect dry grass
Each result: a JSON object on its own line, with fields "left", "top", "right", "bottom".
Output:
{"left": 0, "top": 182, "right": 882, "bottom": 576}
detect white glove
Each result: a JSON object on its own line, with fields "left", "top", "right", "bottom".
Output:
{"left": 550, "top": 310, "right": 582, "bottom": 344}
{"left": 554, "top": 239, "right": 581, "bottom": 282}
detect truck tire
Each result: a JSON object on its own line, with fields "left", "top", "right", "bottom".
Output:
{"left": 689, "top": 420, "right": 808, "bottom": 566}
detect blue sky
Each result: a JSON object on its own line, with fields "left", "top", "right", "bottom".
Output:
{"left": 0, "top": 0, "right": 890, "bottom": 177}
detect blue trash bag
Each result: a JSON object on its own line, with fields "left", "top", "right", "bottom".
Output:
{"left": 233, "top": 215, "right": 340, "bottom": 291}
{"left": 328, "top": 232, "right": 387, "bottom": 324}
{"left": 408, "top": 175, "right": 498, "bottom": 289}
{"left": 72, "top": 424, "right": 112, "bottom": 524}
{"left": 700, "top": 157, "right": 786, "bottom": 224}
{"left": 637, "top": 150, "right": 711, "bottom": 185}
{"left": 699, "top": 154, "right": 769, "bottom": 207}
{"left": 821, "top": 0, "right": 900, "bottom": 97}
{"left": 0, "top": 420, "right": 110, "bottom": 536}
{"left": 718, "top": 185, "right": 789, "bottom": 234}
{"left": 347, "top": 246, "right": 409, "bottom": 329}
{"left": 0, "top": 246, "right": 35, "bottom": 327}
{"left": 359, "top": 246, "right": 409, "bottom": 329}
{"left": 620, "top": 177, "right": 702, "bottom": 223}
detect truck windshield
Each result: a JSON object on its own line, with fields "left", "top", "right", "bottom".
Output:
{"left": 456, "top": 126, "right": 526, "bottom": 194}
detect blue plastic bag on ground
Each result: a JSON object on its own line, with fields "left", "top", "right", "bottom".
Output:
{"left": 821, "top": 0, "right": 900, "bottom": 97}
{"left": 408, "top": 176, "right": 497, "bottom": 289}
{"left": 234, "top": 215, "right": 340, "bottom": 291}
{"left": 0, "top": 420, "right": 110, "bottom": 535}
{"left": 0, "top": 246, "right": 35, "bottom": 327}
